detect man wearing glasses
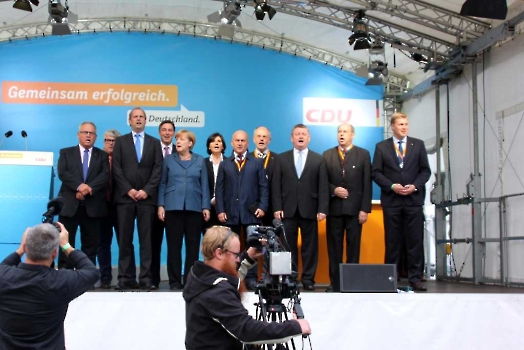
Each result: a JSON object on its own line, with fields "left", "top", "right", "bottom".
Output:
{"left": 98, "top": 129, "right": 122, "bottom": 289}
{"left": 323, "top": 123, "right": 372, "bottom": 292}
{"left": 57, "top": 122, "right": 109, "bottom": 273}
{"left": 183, "top": 226, "right": 311, "bottom": 350}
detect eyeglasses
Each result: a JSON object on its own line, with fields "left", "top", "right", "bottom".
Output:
{"left": 224, "top": 249, "right": 241, "bottom": 259}
{"left": 79, "top": 131, "right": 96, "bottom": 135}
{"left": 104, "top": 139, "right": 116, "bottom": 143}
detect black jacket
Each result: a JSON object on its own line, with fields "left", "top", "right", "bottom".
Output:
{"left": 0, "top": 250, "right": 99, "bottom": 350}
{"left": 183, "top": 261, "right": 302, "bottom": 350}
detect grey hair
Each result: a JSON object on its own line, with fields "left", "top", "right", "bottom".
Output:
{"left": 104, "top": 129, "right": 121, "bottom": 138}
{"left": 78, "top": 121, "right": 97, "bottom": 131}
{"left": 25, "top": 223, "right": 60, "bottom": 262}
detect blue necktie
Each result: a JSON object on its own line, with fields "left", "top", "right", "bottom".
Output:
{"left": 135, "top": 134, "right": 142, "bottom": 162}
{"left": 296, "top": 150, "right": 303, "bottom": 178}
{"left": 82, "top": 149, "right": 89, "bottom": 182}
{"left": 397, "top": 141, "right": 404, "bottom": 165}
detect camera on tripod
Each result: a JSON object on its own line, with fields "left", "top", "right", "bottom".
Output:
{"left": 246, "top": 220, "right": 292, "bottom": 277}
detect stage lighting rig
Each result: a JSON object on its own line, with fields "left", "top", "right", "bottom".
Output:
{"left": 12, "top": 0, "right": 39, "bottom": 12}
{"left": 47, "top": 0, "right": 78, "bottom": 35}
{"left": 207, "top": 1, "right": 243, "bottom": 38}
{"left": 366, "top": 60, "right": 388, "bottom": 85}
{"left": 254, "top": 1, "right": 276, "bottom": 21}
{"left": 348, "top": 10, "right": 371, "bottom": 50}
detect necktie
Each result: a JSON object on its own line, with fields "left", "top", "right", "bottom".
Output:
{"left": 258, "top": 152, "right": 265, "bottom": 159}
{"left": 237, "top": 154, "right": 244, "bottom": 163}
{"left": 296, "top": 150, "right": 303, "bottom": 178}
{"left": 164, "top": 146, "right": 170, "bottom": 158}
{"left": 135, "top": 134, "right": 142, "bottom": 162}
{"left": 397, "top": 141, "right": 404, "bottom": 165}
{"left": 82, "top": 149, "right": 89, "bottom": 182}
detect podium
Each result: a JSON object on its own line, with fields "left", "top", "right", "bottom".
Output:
{"left": 0, "top": 151, "right": 54, "bottom": 258}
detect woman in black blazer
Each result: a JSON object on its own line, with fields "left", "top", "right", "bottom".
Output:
{"left": 204, "top": 132, "right": 226, "bottom": 229}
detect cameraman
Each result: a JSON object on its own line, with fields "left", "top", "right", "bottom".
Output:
{"left": 183, "top": 226, "right": 311, "bottom": 350}
{"left": 0, "top": 222, "right": 99, "bottom": 349}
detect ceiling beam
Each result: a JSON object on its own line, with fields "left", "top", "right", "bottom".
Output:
{"left": 398, "top": 10, "right": 524, "bottom": 101}
{"left": 0, "top": 17, "right": 410, "bottom": 94}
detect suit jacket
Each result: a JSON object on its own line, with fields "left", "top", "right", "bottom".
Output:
{"left": 371, "top": 136, "right": 431, "bottom": 207}
{"left": 57, "top": 145, "right": 109, "bottom": 217}
{"left": 0, "top": 250, "right": 99, "bottom": 350}
{"left": 112, "top": 132, "right": 163, "bottom": 206}
{"left": 272, "top": 149, "right": 329, "bottom": 219}
{"left": 215, "top": 152, "right": 268, "bottom": 225}
{"left": 323, "top": 146, "right": 372, "bottom": 216}
{"left": 158, "top": 152, "right": 210, "bottom": 213}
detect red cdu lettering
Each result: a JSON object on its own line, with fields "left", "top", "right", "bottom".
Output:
{"left": 305, "top": 109, "right": 320, "bottom": 122}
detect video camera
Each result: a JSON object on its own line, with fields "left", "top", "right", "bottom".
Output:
{"left": 246, "top": 219, "right": 292, "bottom": 277}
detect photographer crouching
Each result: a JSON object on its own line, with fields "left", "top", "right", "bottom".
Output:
{"left": 0, "top": 222, "right": 99, "bottom": 349}
{"left": 183, "top": 225, "right": 311, "bottom": 350}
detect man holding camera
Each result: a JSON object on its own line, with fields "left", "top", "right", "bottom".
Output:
{"left": 183, "top": 226, "right": 311, "bottom": 350}
{"left": 0, "top": 222, "right": 99, "bottom": 349}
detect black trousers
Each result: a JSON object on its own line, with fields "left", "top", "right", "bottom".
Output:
{"left": 97, "top": 203, "right": 119, "bottom": 284}
{"left": 116, "top": 203, "right": 155, "bottom": 286}
{"left": 150, "top": 216, "right": 165, "bottom": 286}
{"left": 326, "top": 214, "right": 362, "bottom": 291}
{"left": 58, "top": 205, "right": 101, "bottom": 269}
{"left": 282, "top": 213, "right": 318, "bottom": 285}
{"left": 383, "top": 205, "right": 424, "bottom": 284}
{"left": 164, "top": 210, "right": 203, "bottom": 287}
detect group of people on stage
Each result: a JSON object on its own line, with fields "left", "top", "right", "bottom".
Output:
{"left": 53, "top": 106, "right": 430, "bottom": 293}
{"left": 0, "top": 107, "right": 430, "bottom": 349}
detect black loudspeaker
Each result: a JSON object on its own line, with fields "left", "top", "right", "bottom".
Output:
{"left": 460, "top": 0, "right": 507, "bottom": 20}
{"left": 340, "top": 264, "right": 397, "bottom": 293}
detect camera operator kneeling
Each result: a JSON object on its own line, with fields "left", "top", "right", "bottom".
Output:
{"left": 183, "top": 226, "right": 311, "bottom": 350}
{"left": 0, "top": 222, "right": 99, "bottom": 350}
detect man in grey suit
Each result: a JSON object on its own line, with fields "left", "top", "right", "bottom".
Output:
{"left": 57, "top": 121, "right": 109, "bottom": 270}
{"left": 323, "top": 123, "right": 372, "bottom": 292}
{"left": 372, "top": 112, "right": 430, "bottom": 292}
{"left": 112, "top": 107, "right": 163, "bottom": 290}
{"left": 272, "top": 124, "right": 329, "bottom": 290}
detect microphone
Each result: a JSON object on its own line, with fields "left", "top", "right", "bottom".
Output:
{"left": 0, "top": 130, "right": 13, "bottom": 148}
{"left": 21, "top": 130, "right": 28, "bottom": 151}
{"left": 42, "top": 196, "right": 65, "bottom": 223}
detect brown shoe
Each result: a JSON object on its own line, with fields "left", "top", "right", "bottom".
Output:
{"left": 410, "top": 282, "right": 427, "bottom": 292}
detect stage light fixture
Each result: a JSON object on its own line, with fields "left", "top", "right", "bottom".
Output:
{"left": 365, "top": 60, "right": 388, "bottom": 85}
{"left": 254, "top": 1, "right": 276, "bottom": 21}
{"left": 48, "top": 0, "right": 74, "bottom": 35}
{"left": 348, "top": 10, "right": 371, "bottom": 51}
{"left": 12, "top": 0, "right": 39, "bottom": 12}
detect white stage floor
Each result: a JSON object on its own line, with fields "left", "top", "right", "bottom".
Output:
{"left": 64, "top": 291, "right": 524, "bottom": 349}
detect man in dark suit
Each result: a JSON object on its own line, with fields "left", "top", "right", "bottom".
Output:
{"left": 98, "top": 128, "right": 122, "bottom": 289}
{"left": 112, "top": 107, "right": 163, "bottom": 290}
{"left": 372, "top": 112, "right": 431, "bottom": 292}
{"left": 215, "top": 129, "right": 268, "bottom": 289}
{"left": 151, "top": 120, "right": 175, "bottom": 289}
{"left": 57, "top": 121, "right": 109, "bottom": 270}
{"left": 323, "top": 123, "right": 372, "bottom": 292}
{"left": 252, "top": 126, "right": 279, "bottom": 227}
{"left": 272, "top": 124, "right": 329, "bottom": 290}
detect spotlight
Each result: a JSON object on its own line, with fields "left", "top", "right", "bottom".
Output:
{"left": 48, "top": 0, "right": 74, "bottom": 35}
{"left": 366, "top": 60, "right": 388, "bottom": 85}
{"left": 348, "top": 10, "right": 371, "bottom": 51}
{"left": 12, "top": 0, "right": 39, "bottom": 12}
{"left": 254, "top": 1, "right": 276, "bottom": 21}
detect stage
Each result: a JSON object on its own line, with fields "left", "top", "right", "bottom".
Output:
{"left": 64, "top": 281, "right": 524, "bottom": 350}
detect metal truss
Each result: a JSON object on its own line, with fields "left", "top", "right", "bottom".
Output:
{"left": 222, "top": 0, "right": 490, "bottom": 59}
{"left": 0, "top": 17, "right": 410, "bottom": 93}
{"left": 344, "top": 0, "right": 490, "bottom": 41}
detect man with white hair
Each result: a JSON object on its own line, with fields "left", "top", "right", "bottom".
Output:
{"left": 0, "top": 222, "right": 99, "bottom": 349}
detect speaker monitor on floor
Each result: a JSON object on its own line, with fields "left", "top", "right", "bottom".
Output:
{"left": 340, "top": 264, "right": 397, "bottom": 293}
